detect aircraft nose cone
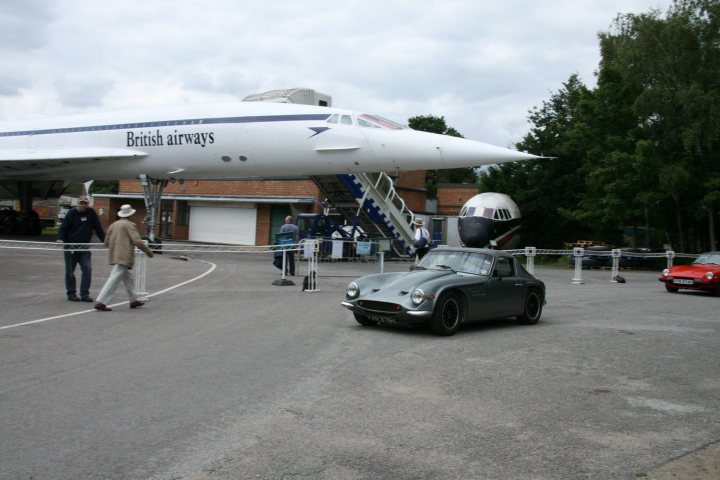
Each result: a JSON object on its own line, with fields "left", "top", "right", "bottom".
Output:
{"left": 437, "top": 136, "right": 538, "bottom": 168}
{"left": 458, "top": 216, "right": 491, "bottom": 248}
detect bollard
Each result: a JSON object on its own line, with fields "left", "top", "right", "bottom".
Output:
{"left": 379, "top": 250, "right": 385, "bottom": 274}
{"left": 572, "top": 247, "right": 585, "bottom": 284}
{"left": 272, "top": 247, "right": 295, "bottom": 286}
{"left": 610, "top": 248, "right": 621, "bottom": 283}
{"left": 666, "top": 250, "right": 675, "bottom": 269}
{"left": 524, "top": 247, "right": 536, "bottom": 275}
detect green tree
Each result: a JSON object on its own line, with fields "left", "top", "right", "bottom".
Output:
{"left": 479, "top": 74, "right": 598, "bottom": 247}
{"left": 89, "top": 181, "right": 118, "bottom": 195}
{"left": 598, "top": 0, "right": 720, "bottom": 250}
{"left": 480, "top": 0, "right": 720, "bottom": 251}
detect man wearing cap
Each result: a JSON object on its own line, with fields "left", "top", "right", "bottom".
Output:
{"left": 57, "top": 195, "right": 105, "bottom": 302}
{"left": 94, "top": 204, "right": 154, "bottom": 312}
{"left": 413, "top": 218, "right": 431, "bottom": 261}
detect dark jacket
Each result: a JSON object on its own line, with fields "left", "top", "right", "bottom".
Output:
{"left": 58, "top": 207, "right": 105, "bottom": 244}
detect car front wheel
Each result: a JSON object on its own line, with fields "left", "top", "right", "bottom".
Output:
{"left": 665, "top": 284, "right": 679, "bottom": 293}
{"left": 516, "top": 289, "right": 543, "bottom": 325}
{"left": 430, "top": 292, "right": 464, "bottom": 336}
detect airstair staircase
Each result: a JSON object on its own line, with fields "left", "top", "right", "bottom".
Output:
{"left": 309, "top": 173, "right": 416, "bottom": 256}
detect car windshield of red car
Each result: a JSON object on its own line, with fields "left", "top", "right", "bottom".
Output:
{"left": 694, "top": 253, "right": 720, "bottom": 265}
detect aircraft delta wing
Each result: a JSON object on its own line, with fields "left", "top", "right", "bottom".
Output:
{"left": 0, "top": 102, "right": 537, "bottom": 182}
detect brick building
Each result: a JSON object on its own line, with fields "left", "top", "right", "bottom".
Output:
{"left": 93, "top": 171, "right": 433, "bottom": 245}
{"left": 436, "top": 184, "right": 479, "bottom": 215}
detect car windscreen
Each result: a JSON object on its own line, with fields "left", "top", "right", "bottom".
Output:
{"left": 693, "top": 253, "right": 720, "bottom": 265}
{"left": 417, "top": 251, "right": 494, "bottom": 275}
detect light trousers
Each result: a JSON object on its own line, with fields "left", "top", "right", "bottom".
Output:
{"left": 96, "top": 264, "right": 138, "bottom": 304}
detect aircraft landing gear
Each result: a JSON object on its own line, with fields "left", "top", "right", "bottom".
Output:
{"left": 139, "top": 174, "right": 168, "bottom": 244}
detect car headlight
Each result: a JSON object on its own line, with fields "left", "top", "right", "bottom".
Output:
{"left": 346, "top": 282, "right": 359, "bottom": 299}
{"left": 705, "top": 272, "right": 714, "bottom": 280}
{"left": 411, "top": 288, "right": 426, "bottom": 306}
{"left": 662, "top": 268, "right": 670, "bottom": 276}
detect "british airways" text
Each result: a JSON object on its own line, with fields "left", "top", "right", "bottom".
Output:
{"left": 126, "top": 129, "right": 215, "bottom": 148}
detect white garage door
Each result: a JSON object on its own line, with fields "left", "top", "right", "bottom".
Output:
{"left": 188, "top": 204, "right": 257, "bottom": 244}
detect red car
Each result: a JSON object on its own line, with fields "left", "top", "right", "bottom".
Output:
{"left": 659, "top": 252, "right": 720, "bottom": 295}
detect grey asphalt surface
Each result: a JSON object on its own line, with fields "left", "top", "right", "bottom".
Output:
{"left": 0, "top": 247, "right": 718, "bottom": 480}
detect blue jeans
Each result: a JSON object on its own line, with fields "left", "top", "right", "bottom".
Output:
{"left": 64, "top": 250, "right": 92, "bottom": 298}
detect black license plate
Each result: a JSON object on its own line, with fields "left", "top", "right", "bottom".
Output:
{"left": 369, "top": 314, "right": 398, "bottom": 325}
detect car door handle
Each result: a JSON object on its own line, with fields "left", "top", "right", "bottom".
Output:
{"left": 514, "top": 283, "right": 524, "bottom": 286}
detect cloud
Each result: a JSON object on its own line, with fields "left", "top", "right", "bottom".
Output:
{"left": 53, "top": 76, "right": 115, "bottom": 108}
{"left": 0, "top": 0, "right": 674, "bottom": 146}
{"left": 0, "top": 0, "right": 55, "bottom": 51}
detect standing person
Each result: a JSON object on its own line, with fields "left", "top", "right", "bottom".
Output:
{"left": 413, "top": 218, "right": 431, "bottom": 262}
{"left": 94, "top": 204, "right": 154, "bottom": 312}
{"left": 57, "top": 195, "right": 105, "bottom": 302}
{"left": 279, "top": 215, "right": 299, "bottom": 276}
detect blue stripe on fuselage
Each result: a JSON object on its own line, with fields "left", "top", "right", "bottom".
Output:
{"left": 0, "top": 113, "right": 332, "bottom": 138}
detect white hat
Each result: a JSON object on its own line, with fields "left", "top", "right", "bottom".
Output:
{"left": 413, "top": 218, "right": 423, "bottom": 226}
{"left": 117, "top": 204, "right": 136, "bottom": 218}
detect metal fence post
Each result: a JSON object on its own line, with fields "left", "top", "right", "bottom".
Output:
{"left": 666, "top": 250, "right": 675, "bottom": 269}
{"left": 134, "top": 248, "right": 148, "bottom": 299}
{"left": 524, "top": 246, "right": 536, "bottom": 275}
{"left": 304, "top": 240, "right": 320, "bottom": 292}
{"left": 610, "top": 248, "right": 621, "bottom": 283}
{"left": 572, "top": 247, "right": 585, "bottom": 284}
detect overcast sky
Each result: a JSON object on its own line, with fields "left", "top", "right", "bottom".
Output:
{"left": 0, "top": 0, "right": 672, "bottom": 148}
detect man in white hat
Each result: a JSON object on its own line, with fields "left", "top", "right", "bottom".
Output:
{"left": 94, "top": 204, "right": 154, "bottom": 311}
{"left": 413, "top": 218, "right": 431, "bottom": 261}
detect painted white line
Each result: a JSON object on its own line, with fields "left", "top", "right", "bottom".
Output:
{"left": 0, "top": 260, "right": 217, "bottom": 331}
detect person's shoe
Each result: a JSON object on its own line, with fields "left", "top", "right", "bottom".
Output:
{"left": 80, "top": 296, "right": 93, "bottom": 302}
{"left": 67, "top": 295, "right": 80, "bottom": 302}
{"left": 94, "top": 303, "right": 112, "bottom": 312}
{"left": 129, "top": 300, "right": 145, "bottom": 309}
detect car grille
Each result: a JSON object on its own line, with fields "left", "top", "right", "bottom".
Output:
{"left": 357, "top": 300, "right": 402, "bottom": 312}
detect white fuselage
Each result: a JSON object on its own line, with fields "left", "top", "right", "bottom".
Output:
{"left": 0, "top": 102, "right": 537, "bottom": 182}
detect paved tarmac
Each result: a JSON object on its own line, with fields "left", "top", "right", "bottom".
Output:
{"left": 0, "top": 246, "right": 718, "bottom": 480}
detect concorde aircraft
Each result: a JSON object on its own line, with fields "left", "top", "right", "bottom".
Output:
{"left": 0, "top": 101, "right": 537, "bottom": 236}
{"left": 0, "top": 101, "right": 536, "bottom": 182}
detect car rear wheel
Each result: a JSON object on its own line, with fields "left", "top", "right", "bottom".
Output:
{"left": 665, "top": 284, "right": 679, "bottom": 293}
{"left": 430, "top": 292, "right": 463, "bottom": 336}
{"left": 354, "top": 313, "right": 376, "bottom": 326}
{"left": 516, "top": 289, "right": 543, "bottom": 325}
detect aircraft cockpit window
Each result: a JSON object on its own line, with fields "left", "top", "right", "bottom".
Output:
{"left": 481, "top": 208, "right": 494, "bottom": 219}
{"left": 340, "top": 115, "right": 353, "bottom": 125}
{"left": 327, "top": 114, "right": 339, "bottom": 124}
{"left": 358, "top": 114, "right": 406, "bottom": 130}
{"left": 358, "top": 117, "right": 380, "bottom": 128}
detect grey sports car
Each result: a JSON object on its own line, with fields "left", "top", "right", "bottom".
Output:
{"left": 341, "top": 247, "right": 546, "bottom": 336}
